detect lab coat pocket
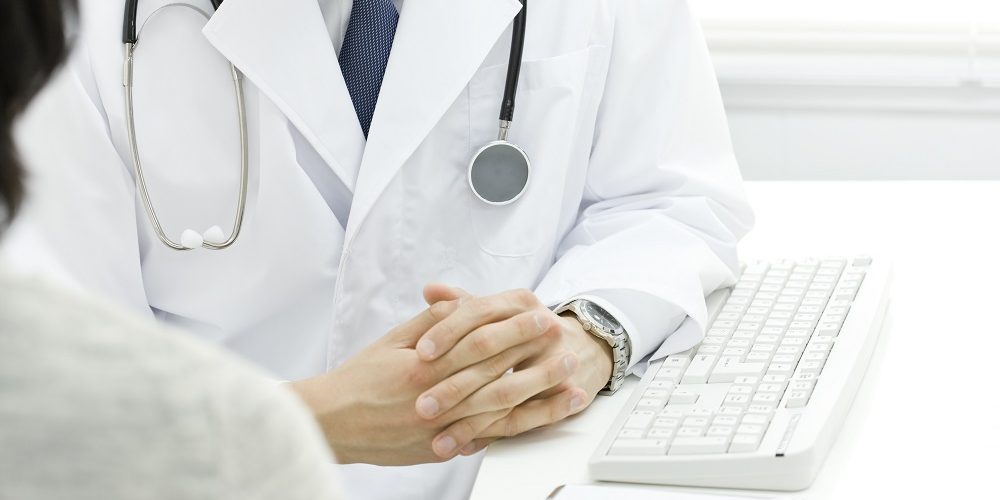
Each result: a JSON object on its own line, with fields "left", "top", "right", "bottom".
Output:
{"left": 467, "top": 47, "right": 599, "bottom": 258}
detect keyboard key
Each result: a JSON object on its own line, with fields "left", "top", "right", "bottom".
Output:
{"left": 710, "top": 359, "right": 767, "bottom": 383}
{"left": 618, "top": 429, "right": 644, "bottom": 439}
{"left": 677, "top": 427, "right": 704, "bottom": 437}
{"left": 772, "top": 354, "right": 797, "bottom": 364}
{"left": 706, "top": 426, "right": 735, "bottom": 437}
{"left": 757, "top": 383, "right": 784, "bottom": 394}
{"left": 723, "top": 394, "right": 750, "bottom": 408}
{"left": 685, "top": 408, "right": 715, "bottom": 418}
{"left": 816, "top": 325, "right": 842, "bottom": 338}
{"left": 636, "top": 398, "right": 665, "bottom": 411}
{"left": 656, "top": 366, "right": 683, "bottom": 380}
{"left": 683, "top": 417, "right": 710, "bottom": 429}
{"left": 723, "top": 347, "right": 747, "bottom": 357}
{"left": 745, "top": 405, "right": 776, "bottom": 417}
{"left": 648, "top": 381, "right": 674, "bottom": 391}
{"left": 785, "top": 329, "right": 811, "bottom": 338}
{"left": 786, "top": 391, "right": 811, "bottom": 408}
{"left": 727, "top": 385, "right": 753, "bottom": 395}
{"left": 647, "top": 428, "right": 676, "bottom": 440}
{"left": 713, "top": 415, "right": 740, "bottom": 427}
{"left": 729, "top": 434, "right": 762, "bottom": 453}
{"left": 643, "top": 389, "right": 671, "bottom": 400}
{"left": 752, "top": 393, "right": 779, "bottom": 405}
{"left": 717, "top": 406, "right": 744, "bottom": 416}
{"left": 767, "top": 363, "right": 794, "bottom": 376}
{"left": 670, "top": 389, "right": 699, "bottom": 405}
{"left": 682, "top": 355, "right": 718, "bottom": 384}
{"left": 797, "top": 361, "right": 824, "bottom": 375}
{"left": 806, "top": 342, "right": 833, "bottom": 353}
{"left": 610, "top": 439, "right": 669, "bottom": 456}
{"left": 624, "top": 411, "right": 656, "bottom": 430}
{"left": 662, "top": 356, "right": 691, "bottom": 369}
{"left": 790, "top": 381, "right": 815, "bottom": 392}
{"left": 653, "top": 417, "right": 681, "bottom": 428}
{"left": 669, "top": 436, "right": 730, "bottom": 455}
{"left": 741, "top": 414, "right": 770, "bottom": 426}
{"left": 736, "top": 424, "right": 765, "bottom": 436}
{"left": 659, "top": 409, "right": 685, "bottom": 419}
{"left": 803, "top": 352, "right": 828, "bottom": 363}
{"left": 697, "top": 345, "right": 721, "bottom": 355}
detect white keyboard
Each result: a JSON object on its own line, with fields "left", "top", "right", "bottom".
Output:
{"left": 589, "top": 256, "right": 891, "bottom": 491}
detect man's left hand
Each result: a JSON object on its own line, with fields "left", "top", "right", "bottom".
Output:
{"left": 419, "top": 284, "right": 614, "bottom": 457}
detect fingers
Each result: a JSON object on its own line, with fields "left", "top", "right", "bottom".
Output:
{"left": 434, "top": 309, "right": 560, "bottom": 378}
{"left": 416, "top": 331, "right": 556, "bottom": 419}
{"left": 443, "top": 351, "right": 579, "bottom": 420}
{"left": 423, "top": 283, "right": 471, "bottom": 306}
{"left": 458, "top": 438, "right": 497, "bottom": 456}
{"left": 431, "top": 409, "right": 508, "bottom": 459}
{"left": 477, "top": 387, "right": 590, "bottom": 439}
{"left": 388, "top": 297, "right": 463, "bottom": 347}
{"left": 416, "top": 288, "right": 543, "bottom": 361}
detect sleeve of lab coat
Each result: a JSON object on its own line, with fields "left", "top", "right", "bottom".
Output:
{"left": 534, "top": 0, "right": 755, "bottom": 372}
{"left": 7, "top": 48, "right": 153, "bottom": 316}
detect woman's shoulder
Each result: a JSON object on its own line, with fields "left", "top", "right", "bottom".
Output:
{"left": 0, "top": 271, "right": 340, "bottom": 499}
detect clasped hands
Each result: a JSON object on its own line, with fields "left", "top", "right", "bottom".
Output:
{"left": 291, "top": 284, "right": 613, "bottom": 466}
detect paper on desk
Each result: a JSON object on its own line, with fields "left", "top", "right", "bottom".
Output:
{"left": 548, "top": 484, "right": 777, "bottom": 500}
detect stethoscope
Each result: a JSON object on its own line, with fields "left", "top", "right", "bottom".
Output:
{"left": 122, "top": 0, "right": 528, "bottom": 251}
{"left": 123, "top": 0, "right": 247, "bottom": 250}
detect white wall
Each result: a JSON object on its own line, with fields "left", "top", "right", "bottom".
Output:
{"left": 695, "top": 0, "right": 1000, "bottom": 179}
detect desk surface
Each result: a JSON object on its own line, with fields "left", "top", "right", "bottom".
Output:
{"left": 471, "top": 181, "right": 1000, "bottom": 499}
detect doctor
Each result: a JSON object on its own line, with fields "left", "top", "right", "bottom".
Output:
{"left": 19, "top": 0, "right": 753, "bottom": 499}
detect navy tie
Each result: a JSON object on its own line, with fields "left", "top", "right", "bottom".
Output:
{"left": 339, "top": 0, "right": 399, "bottom": 138}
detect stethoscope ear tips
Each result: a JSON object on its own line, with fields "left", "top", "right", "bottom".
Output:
{"left": 203, "top": 226, "right": 226, "bottom": 245}
{"left": 179, "top": 226, "right": 228, "bottom": 250}
{"left": 180, "top": 229, "right": 204, "bottom": 250}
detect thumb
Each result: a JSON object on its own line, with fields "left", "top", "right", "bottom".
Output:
{"left": 423, "top": 283, "right": 471, "bottom": 306}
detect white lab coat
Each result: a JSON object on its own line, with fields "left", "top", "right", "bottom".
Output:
{"left": 11, "top": 0, "right": 753, "bottom": 499}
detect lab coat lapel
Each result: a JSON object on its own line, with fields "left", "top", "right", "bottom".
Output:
{"left": 345, "top": 0, "right": 522, "bottom": 245}
{"left": 203, "top": 0, "right": 365, "bottom": 192}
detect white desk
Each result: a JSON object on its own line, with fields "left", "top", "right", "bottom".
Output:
{"left": 471, "top": 181, "right": 1000, "bottom": 499}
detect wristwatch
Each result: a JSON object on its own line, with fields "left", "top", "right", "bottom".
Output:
{"left": 555, "top": 300, "right": 631, "bottom": 395}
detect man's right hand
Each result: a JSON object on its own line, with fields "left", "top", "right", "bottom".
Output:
{"left": 289, "top": 286, "right": 579, "bottom": 466}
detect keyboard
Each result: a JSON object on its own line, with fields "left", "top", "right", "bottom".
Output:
{"left": 589, "top": 256, "right": 891, "bottom": 491}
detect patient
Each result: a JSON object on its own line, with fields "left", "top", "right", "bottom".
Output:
{"left": 0, "top": 1, "right": 341, "bottom": 498}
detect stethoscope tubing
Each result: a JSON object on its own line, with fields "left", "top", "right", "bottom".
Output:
{"left": 123, "top": 1, "right": 248, "bottom": 251}
{"left": 123, "top": 0, "right": 222, "bottom": 43}
{"left": 499, "top": 0, "right": 526, "bottom": 126}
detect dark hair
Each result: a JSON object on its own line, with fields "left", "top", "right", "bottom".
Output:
{"left": 0, "top": 0, "right": 77, "bottom": 226}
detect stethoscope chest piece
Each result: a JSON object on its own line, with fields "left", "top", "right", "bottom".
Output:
{"left": 468, "top": 0, "right": 530, "bottom": 206}
{"left": 468, "top": 140, "right": 531, "bottom": 206}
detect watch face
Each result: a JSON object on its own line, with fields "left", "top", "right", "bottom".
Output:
{"left": 581, "top": 301, "right": 621, "bottom": 332}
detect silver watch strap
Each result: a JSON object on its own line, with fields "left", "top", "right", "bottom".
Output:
{"left": 555, "top": 300, "right": 631, "bottom": 395}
